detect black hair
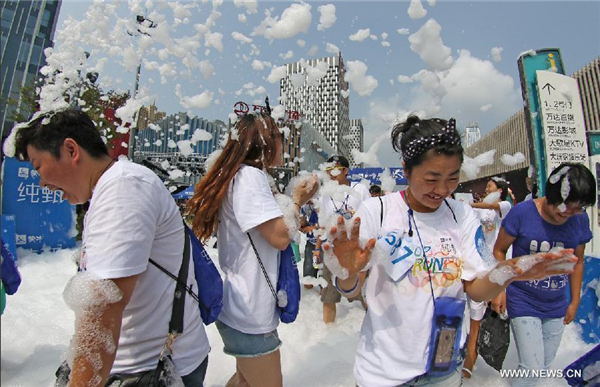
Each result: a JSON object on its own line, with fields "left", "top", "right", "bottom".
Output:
{"left": 545, "top": 163, "right": 596, "bottom": 207}
{"left": 489, "top": 178, "right": 509, "bottom": 201}
{"left": 327, "top": 155, "right": 349, "bottom": 168}
{"left": 369, "top": 185, "right": 382, "bottom": 195}
{"left": 391, "top": 115, "right": 464, "bottom": 173}
{"left": 14, "top": 109, "right": 108, "bottom": 161}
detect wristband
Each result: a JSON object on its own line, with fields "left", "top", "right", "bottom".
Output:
{"left": 334, "top": 275, "right": 360, "bottom": 295}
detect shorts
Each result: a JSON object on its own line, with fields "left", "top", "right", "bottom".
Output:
{"left": 216, "top": 320, "right": 282, "bottom": 358}
{"left": 320, "top": 264, "right": 364, "bottom": 304}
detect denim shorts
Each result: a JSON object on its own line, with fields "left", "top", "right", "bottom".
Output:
{"left": 216, "top": 320, "right": 282, "bottom": 358}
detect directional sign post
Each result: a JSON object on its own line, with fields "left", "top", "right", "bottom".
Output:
{"left": 536, "top": 70, "right": 588, "bottom": 174}
{"left": 518, "top": 49, "right": 566, "bottom": 196}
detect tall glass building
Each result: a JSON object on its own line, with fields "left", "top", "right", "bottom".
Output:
{"left": 1, "top": 0, "right": 62, "bottom": 143}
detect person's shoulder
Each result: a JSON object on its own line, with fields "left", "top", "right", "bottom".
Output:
{"left": 509, "top": 200, "right": 534, "bottom": 215}
{"left": 444, "top": 198, "right": 474, "bottom": 221}
{"left": 237, "top": 164, "right": 268, "bottom": 181}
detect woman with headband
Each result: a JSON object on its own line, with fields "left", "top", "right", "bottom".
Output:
{"left": 321, "top": 115, "right": 577, "bottom": 386}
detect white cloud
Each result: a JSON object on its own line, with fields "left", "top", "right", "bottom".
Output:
{"left": 297, "top": 39, "right": 306, "bottom": 48}
{"left": 279, "top": 50, "right": 294, "bottom": 60}
{"left": 192, "top": 128, "right": 213, "bottom": 142}
{"left": 381, "top": 32, "right": 388, "bottom": 40}
{"left": 501, "top": 152, "right": 526, "bottom": 166}
{"left": 349, "top": 28, "right": 370, "bottom": 42}
{"left": 325, "top": 42, "right": 340, "bottom": 54}
{"left": 317, "top": 4, "right": 337, "bottom": 31}
{"left": 381, "top": 41, "right": 391, "bottom": 47}
{"left": 491, "top": 47, "right": 503, "bottom": 62}
{"left": 252, "top": 3, "right": 312, "bottom": 41}
{"left": 199, "top": 60, "right": 215, "bottom": 80}
{"left": 408, "top": 19, "right": 453, "bottom": 71}
{"left": 231, "top": 31, "right": 253, "bottom": 44}
{"left": 408, "top": 0, "right": 427, "bottom": 19}
{"left": 439, "top": 50, "right": 520, "bottom": 128}
{"left": 251, "top": 59, "right": 272, "bottom": 71}
{"left": 397, "top": 28, "right": 410, "bottom": 35}
{"left": 480, "top": 103, "right": 493, "bottom": 112}
{"left": 238, "top": 14, "right": 247, "bottom": 23}
{"left": 397, "top": 75, "right": 414, "bottom": 83}
{"left": 233, "top": 0, "right": 258, "bottom": 14}
{"left": 344, "top": 60, "right": 379, "bottom": 97}
{"left": 204, "top": 32, "right": 223, "bottom": 52}
{"left": 290, "top": 73, "right": 306, "bottom": 88}
{"left": 267, "top": 65, "right": 287, "bottom": 83}
{"left": 307, "top": 45, "right": 319, "bottom": 56}
{"left": 176, "top": 84, "right": 213, "bottom": 109}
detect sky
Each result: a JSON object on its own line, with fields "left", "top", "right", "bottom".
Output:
{"left": 50, "top": 0, "right": 600, "bottom": 167}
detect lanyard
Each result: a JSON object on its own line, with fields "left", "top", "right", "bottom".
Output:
{"left": 400, "top": 190, "right": 437, "bottom": 307}
{"left": 330, "top": 195, "right": 349, "bottom": 216}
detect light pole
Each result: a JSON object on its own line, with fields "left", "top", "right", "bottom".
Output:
{"left": 127, "top": 15, "right": 156, "bottom": 161}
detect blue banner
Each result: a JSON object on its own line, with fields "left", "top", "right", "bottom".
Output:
{"left": 347, "top": 167, "right": 407, "bottom": 185}
{"left": 1, "top": 215, "right": 18, "bottom": 261}
{"left": 1, "top": 157, "right": 76, "bottom": 252}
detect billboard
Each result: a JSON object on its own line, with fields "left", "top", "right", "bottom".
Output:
{"left": 2, "top": 157, "right": 76, "bottom": 252}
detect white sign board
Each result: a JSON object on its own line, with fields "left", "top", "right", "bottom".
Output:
{"left": 537, "top": 70, "right": 588, "bottom": 175}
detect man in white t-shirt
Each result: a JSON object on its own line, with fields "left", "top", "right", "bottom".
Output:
{"left": 314, "top": 155, "right": 371, "bottom": 324}
{"left": 13, "top": 110, "right": 210, "bottom": 387}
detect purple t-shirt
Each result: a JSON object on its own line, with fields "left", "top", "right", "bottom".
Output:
{"left": 502, "top": 200, "right": 592, "bottom": 319}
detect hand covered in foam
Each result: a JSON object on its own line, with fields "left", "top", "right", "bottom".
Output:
{"left": 290, "top": 174, "right": 319, "bottom": 206}
{"left": 489, "top": 248, "right": 577, "bottom": 286}
{"left": 322, "top": 215, "right": 376, "bottom": 280}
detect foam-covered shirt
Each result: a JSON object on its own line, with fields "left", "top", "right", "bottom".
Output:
{"left": 502, "top": 200, "right": 592, "bottom": 319}
{"left": 217, "top": 165, "right": 283, "bottom": 334}
{"left": 82, "top": 159, "right": 209, "bottom": 376}
{"left": 353, "top": 193, "right": 488, "bottom": 387}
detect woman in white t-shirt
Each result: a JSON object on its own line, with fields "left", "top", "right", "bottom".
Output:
{"left": 187, "top": 112, "right": 318, "bottom": 387}
{"left": 463, "top": 177, "right": 512, "bottom": 378}
{"left": 322, "top": 116, "right": 576, "bottom": 387}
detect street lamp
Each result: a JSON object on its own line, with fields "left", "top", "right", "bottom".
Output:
{"left": 127, "top": 15, "right": 156, "bottom": 160}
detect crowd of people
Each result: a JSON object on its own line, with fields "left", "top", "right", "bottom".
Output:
{"left": 7, "top": 108, "right": 595, "bottom": 387}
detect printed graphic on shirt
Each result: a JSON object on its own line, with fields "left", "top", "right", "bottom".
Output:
{"left": 378, "top": 230, "right": 463, "bottom": 291}
{"left": 526, "top": 239, "right": 567, "bottom": 292}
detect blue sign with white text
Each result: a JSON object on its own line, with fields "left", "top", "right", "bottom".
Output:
{"left": 1, "top": 157, "right": 76, "bottom": 252}
{"left": 347, "top": 167, "right": 407, "bottom": 186}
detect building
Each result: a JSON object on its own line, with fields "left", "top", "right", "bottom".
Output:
{"left": 574, "top": 56, "right": 599, "bottom": 134}
{"left": 1, "top": 0, "right": 62, "bottom": 142}
{"left": 136, "top": 102, "right": 166, "bottom": 131}
{"left": 279, "top": 53, "right": 350, "bottom": 157}
{"left": 462, "top": 121, "right": 481, "bottom": 149}
{"left": 135, "top": 113, "right": 227, "bottom": 185}
{"left": 341, "top": 118, "right": 364, "bottom": 167}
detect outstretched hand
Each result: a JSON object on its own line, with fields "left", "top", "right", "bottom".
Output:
{"left": 322, "top": 216, "right": 376, "bottom": 279}
{"left": 495, "top": 249, "right": 577, "bottom": 284}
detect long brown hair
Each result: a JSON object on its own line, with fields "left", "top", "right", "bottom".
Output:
{"left": 186, "top": 113, "right": 283, "bottom": 242}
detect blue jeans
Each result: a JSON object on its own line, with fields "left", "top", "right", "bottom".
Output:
{"left": 216, "top": 320, "right": 282, "bottom": 358}
{"left": 510, "top": 317, "right": 565, "bottom": 387}
{"left": 181, "top": 355, "right": 208, "bottom": 387}
{"left": 400, "top": 346, "right": 465, "bottom": 387}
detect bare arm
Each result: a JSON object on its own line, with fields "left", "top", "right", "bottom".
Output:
{"left": 69, "top": 275, "right": 138, "bottom": 387}
{"left": 564, "top": 244, "right": 585, "bottom": 324}
{"left": 471, "top": 201, "right": 501, "bottom": 212}
{"left": 256, "top": 212, "right": 298, "bottom": 251}
{"left": 493, "top": 227, "right": 515, "bottom": 262}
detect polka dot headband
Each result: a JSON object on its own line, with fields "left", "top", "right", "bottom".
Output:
{"left": 402, "top": 118, "right": 461, "bottom": 162}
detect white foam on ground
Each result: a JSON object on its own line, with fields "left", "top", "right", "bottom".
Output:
{"left": 0, "top": 246, "right": 594, "bottom": 386}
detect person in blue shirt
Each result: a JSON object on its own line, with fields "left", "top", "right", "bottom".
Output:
{"left": 493, "top": 162, "right": 596, "bottom": 387}
{"left": 1, "top": 238, "right": 22, "bottom": 315}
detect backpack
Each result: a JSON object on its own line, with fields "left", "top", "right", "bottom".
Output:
{"left": 150, "top": 224, "right": 223, "bottom": 325}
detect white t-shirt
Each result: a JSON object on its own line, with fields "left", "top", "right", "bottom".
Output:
{"left": 353, "top": 192, "right": 488, "bottom": 387}
{"left": 82, "top": 159, "right": 209, "bottom": 376}
{"left": 217, "top": 165, "right": 283, "bottom": 334}
{"left": 320, "top": 181, "right": 371, "bottom": 222}
{"left": 475, "top": 201, "right": 511, "bottom": 251}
